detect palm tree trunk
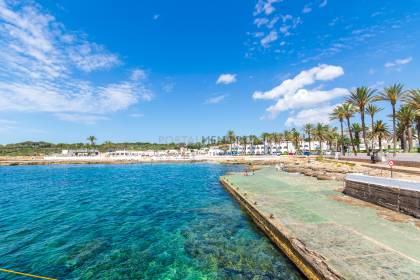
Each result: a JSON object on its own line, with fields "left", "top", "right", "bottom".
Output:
{"left": 361, "top": 110, "right": 368, "bottom": 154}
{"left": 402, "top": 130, "right": 407, "bottom": 153}
{"left": 371, "top": 115, "right": 375, "bottom": 151}
{"left": 340, "top": 120, "right": 344, "bottom": 155}
{"left": 379, "top": 136, "right": 383, "bottom": 152}
{"left": 416, "top": 117, "right": 420, "bottom": 147}
{"left": 407, "top": 126, "right": 413, "bottom": 152}
{"left": 392, "top": 104, "right": 397, "bottom": 156}
{"left": 308, "top": 135, "right": 311, "bottom": 152}
{"left": 347, "top": 117, "right": 357, "bottom": 155}
{"left": 319, "top": 138, "right": 323, "bottom": 156}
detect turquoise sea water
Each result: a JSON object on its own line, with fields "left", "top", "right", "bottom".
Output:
{"left": 0, "top": 164, "right": 302, "bottom": 279}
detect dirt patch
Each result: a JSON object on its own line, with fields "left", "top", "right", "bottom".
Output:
{"left": 329, "top": 194, "right": 376, "bottom": 209}
{"left": 328, "top": 194, "right": 415, "bottom": 224}
{"left": 376, "top": 209, "right": 412, "bottom": 223}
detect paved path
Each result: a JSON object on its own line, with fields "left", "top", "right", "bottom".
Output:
{"left": 222, "top": 167, "right": 420, "bottom": 280}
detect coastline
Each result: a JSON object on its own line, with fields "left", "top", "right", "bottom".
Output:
{"left": 0, "top": 155, "right": 286, "bottom": 166}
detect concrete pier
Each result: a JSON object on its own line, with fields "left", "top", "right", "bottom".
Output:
{"left": 220, "top": 167, "right": 420, "bottom": 280}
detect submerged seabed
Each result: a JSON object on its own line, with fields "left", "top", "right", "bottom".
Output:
{"left": 0, "top": 164, "right": 303, "bottom": 280}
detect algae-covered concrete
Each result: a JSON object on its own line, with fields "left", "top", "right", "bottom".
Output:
{"left": 221, "top": 167, "right": 420, "bottom": 280}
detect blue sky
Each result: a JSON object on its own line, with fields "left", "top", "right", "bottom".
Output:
{"left": 0, "top": 0, "right": 419, "bottom": 144}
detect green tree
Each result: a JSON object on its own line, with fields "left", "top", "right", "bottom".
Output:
{"left": 347, "top": 87, "right": 376, "bottom": 154}
{"left": 375, "top": 83, "right": 405, "bottom": 156}
{"left": 303, "top": 123, "right": 314, "bottom": 151}
{"left": 330, "top": 105, "right": 346, "bottom": 155}
{"left": 87, "top": 136, "right": 97, "bottom": 147}
{"left": 404, "top": 89, "right": 420, "bottom": 144}
{"left": 291, "top": 128, "right": 301, "bottom": 152}
{"left": 284, "top": 130, "right": 291, "bottom": 153}
{"left": 396, "top": 105, "right": 416, "bottom": 152}
{"left": 313, "top": 123, "right": 328, "bottom": 156}
{"left": 226, "top": 130, "right": 236, "bottom": 154}
{"left": 373, "top": 120, "right": 390, "bottom": 152}
{"left": 352, "top": 123, "right": 362, "bottom": 152}
{"left": 365, "top": 104, "right": 383, "bottom": 151}
{"left": 341, "top": 103, "right": 358, "bottom": 155}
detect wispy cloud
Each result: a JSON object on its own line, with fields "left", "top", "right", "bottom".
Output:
{"left": 302, "top": 5, "right": 312, "bottom": 14}
{"left": 319, "top": 0, "right": 328, "bottom": 8}
{"left": 0, "top": 0, "right": 153, "bottom": 123}
{"left": 216, "top": 74, "right": 237, "bottom": 85}
{"left": 205, "top": 94, "right": 227, "bottom": 104}
{"left": 261, "top": 30, "right": 278, "bottom": 47}
{"left": 254, "top": 0, "right": 281, "bottom": 16}
{"left": 384, "top": 57, "right": 412, "bottom": 69}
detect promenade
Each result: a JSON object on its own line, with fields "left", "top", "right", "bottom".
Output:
{"left": 221, "top": 167, "right": 420, "bottom": 279}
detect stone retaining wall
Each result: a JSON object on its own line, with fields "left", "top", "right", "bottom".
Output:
{"left": 344, "top": 175, "right": 420, "bottom": 218}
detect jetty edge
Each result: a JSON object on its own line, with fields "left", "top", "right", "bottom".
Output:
{"left": 219, "top": 176, "right": 342, "bottom": 280}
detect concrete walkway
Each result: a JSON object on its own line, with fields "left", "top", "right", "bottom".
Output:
{"left": 222, "top": 167, "right": 420, "bottom": 280}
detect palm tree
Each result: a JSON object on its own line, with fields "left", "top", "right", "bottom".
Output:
{"left": 291, "top": 128, "right": 301, "bottom": 153}
{"left": 375, "top": 83, "right": 405, "bottom": 156}
{"left": 405, "top": 89, "right": 420, "bottom": 143}
{"left": 313, "top": 123, "right": 328, "bottom": 156}
{"left": 373, "top": 120, "right": 390, "bottom": 153}
{"left": 261, "top": 132, "right": 272, "bottom": 154}
{"left": 347, "top": 87, "right": 376, "bottom": 154}
{"left": 226, "top": 130, "right": 236, "bottom": 154}
{"left": 87, "top": 136, "right": 97, "bottom": 147}
{"left": 330, "top": 105, "right": 346, "bottom": 155}
{"left": 284, "top": 130, "right": 291, "bottom": 153}
{"left": 352, "top": 123, "right": 362, "bottom": 152}
{"left": 341, "top": 103, "right": 357, "bottom": 155}
{"left": 303, "top": 123, "right": 313, "bottom": 152}
{"left": 272, "top": 132, "right": 283, "bottom": 154}
{"left": 365, "top": 104, "right": 383, "bottom": 151}
{"left": 396, "top": 105, "right": 415, "bottom": 152}
{"left": 249, "top": 135, "right": 258, "bottom": 154}
{"left": 326, "top": 127, "right": 339, "bottom": 151}
{"left": 240, "top": 136, "right": 248, "bottom": 155}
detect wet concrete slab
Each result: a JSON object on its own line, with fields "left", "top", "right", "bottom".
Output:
{"left": 221, "top": 167, "right": 420, "bottom": 280}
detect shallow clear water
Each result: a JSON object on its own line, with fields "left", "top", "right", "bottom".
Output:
{"left": 0, "top": 164, "right": 303, "bottom": 279}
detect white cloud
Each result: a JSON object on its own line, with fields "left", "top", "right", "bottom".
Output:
{"left": 319, "top": 0, "right": 328, "bottom": 8}
{"left": 285, "top": 104, "right": 338, "bottom": 127}
{"left": 254, "top": 17, "right": 269, "bottom": 27}
{"left": 131, "top": 69, "right": 147, "bottom": 81}
{"left": 162, "top": 81, "right": 175, "bottom": 93}
{"left": 261, "top": 30, "right": 278, "bottom": 47}
{"left": 254, "top": 0, "right": 281, "bottom": 16}
{"left": 266, "top": 88, "right": 348, "bottom": 116}
{"left": 253, "top": 64, "right": 347, "bottom": 119}
{"left": 68, "top": 43, "right": 120, "bottom": 72}
{"left": 384, "top": 57, "right": 412, "bottom": 68}
{"left": 302, "top": 5, "right": 312, "bottom": 14}
{"left": 0, "top": 1, "right": 152, "bottom": 122}
{"left": 253, "top": 64, "right": 344, "bottom": 100}
{"left": 205, "top": 94, "right": 227, "bottom": 104}
{"left": 216, "top": 74, "right": 237, "bottom": 85}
